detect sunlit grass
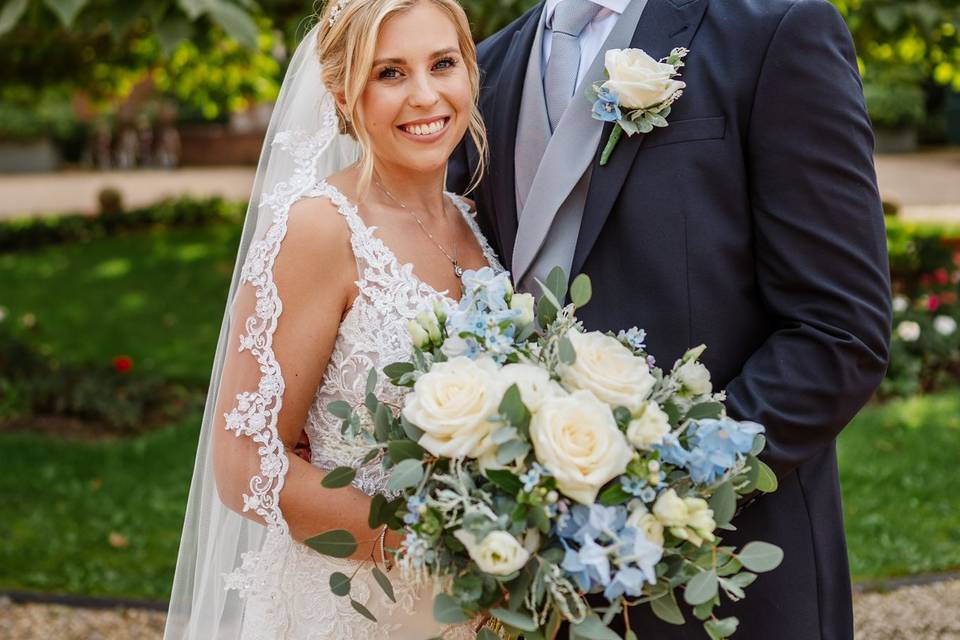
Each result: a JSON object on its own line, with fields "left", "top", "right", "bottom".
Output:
{"left": 0, "top": 223, "right": 241, "bottom": 385}
{"left": 839, "top": 392, "right": 960, "bottom": 581}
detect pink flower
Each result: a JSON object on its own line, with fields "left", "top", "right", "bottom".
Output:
{"left": 928, "top": 296, "right": 940, "bottom": 312}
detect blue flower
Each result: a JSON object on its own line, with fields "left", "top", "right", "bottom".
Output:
{"left": 620, "top": 475, "right": 647, "bottom": 497}
{"left": 592, "top": 87, "right": 622, "bottom": 123}
{"left": 403, "top": 495, "right": 427, "bottom": 524}
{"left": 615, "top": 527, "right": 662, "bottom": 586}
{"left": 617, "top": 327, "right": 647, "bottom": 352}
{"left": 604, "top": 566, "right": 649, "bottom": 600}
{"left": 687, "top": 419, "right": 764, "bottom": 484}
{"left": 519, "top": 462, "right": 551, "bottom": 492}
{"left": 655, "top": 432, "right": 690, "bottom": 468}
{"left": 558, "top": 504, "right": 626, "bottom": 544}
{"left": 561, "top": 542, "right": 594, "bottom": 591}
{"left": 577, "top": 537, "right": 613, "bottom": 587}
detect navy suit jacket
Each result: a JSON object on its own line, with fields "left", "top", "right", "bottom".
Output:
{"left": 450, "top": 0, "right": 892, "bottom": 637}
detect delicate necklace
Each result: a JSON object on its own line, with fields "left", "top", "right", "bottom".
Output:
{"left": 375, "top": 178, "right": 464, "bottom": 279}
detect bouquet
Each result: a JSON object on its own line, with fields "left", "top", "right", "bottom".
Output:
{"left": 307, "top": 267, "right": 782, "bottom": 639}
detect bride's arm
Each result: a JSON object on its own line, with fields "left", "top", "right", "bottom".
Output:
{"left": 212, "top": 197, "right": 401, "bottom": 560}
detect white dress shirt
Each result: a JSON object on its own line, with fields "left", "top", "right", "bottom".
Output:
{"left": 541, "top": 0, "right": 630, "bottom": 89}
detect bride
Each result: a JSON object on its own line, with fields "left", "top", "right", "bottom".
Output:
{"left": 163, "top": 0, "right": 501, "bottom": 637}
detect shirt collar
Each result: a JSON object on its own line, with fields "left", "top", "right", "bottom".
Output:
{"left": 544, "top": 0, "right": 630, "bottom": 28}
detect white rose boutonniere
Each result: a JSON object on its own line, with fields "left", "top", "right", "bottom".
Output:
{"left": 588, "top": 47, "right": 689, "bottom": 165}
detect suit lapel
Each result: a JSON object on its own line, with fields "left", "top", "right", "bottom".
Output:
{"left": 489, "top": 4, "right": 543, "bottom": 271}
{"left": 512, "top": 0, "right": 651, "bottom": 283}
{"left": 571, "top": 0, "right": 709, "bottom": 277}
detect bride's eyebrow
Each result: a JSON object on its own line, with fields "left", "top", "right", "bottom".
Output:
{"left": 372, "top": 47, "right": 459, "bottom": 66}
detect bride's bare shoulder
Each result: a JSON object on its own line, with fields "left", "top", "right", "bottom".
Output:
{"left": 278, "top": 194, "right": 354, "bottom": 293}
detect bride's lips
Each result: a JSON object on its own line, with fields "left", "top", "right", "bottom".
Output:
{"left": 396, "top": 116, "right": 451, "bottom": 143}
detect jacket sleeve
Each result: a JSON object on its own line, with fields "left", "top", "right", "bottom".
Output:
{"left": 723, "top": 0, "right": 892, "bottom": 482}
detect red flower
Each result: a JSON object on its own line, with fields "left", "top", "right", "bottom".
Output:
{"left": 920, "top": 274, "right": 932, "bottom": 286}
{"left": 113, "top": 355, "right": 134, "bottom": 374}
{"left": 934, "top": 268, "right": 949, "bottom": 286}
{"left": 928, "top": 296, "right": 940, "bottom": 312}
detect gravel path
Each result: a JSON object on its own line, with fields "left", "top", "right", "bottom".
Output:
{"left": 2, "top": 580, "right": 959, "bottom": 639}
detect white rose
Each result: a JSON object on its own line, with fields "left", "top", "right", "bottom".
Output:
{"left": 558, "top": 331, "right": 654, "bottom": 412}
{"left": 626, "top": 402, "right": 671, "bottom": 450}
{"left": 407, "top": 319, "right": 429, "bottom": 349}
{"left": 454, "top": 530, "right": 530, "bottom": 576}
{"left": 510, "top": 292, "right": 535, "bottom": 327}
{"left": 896, "top": 320, "right": 921, "bottom": 342}
{"left": 892, "top": 295, "right": 910, "bottom": 313}
{"left": 602, "top": 48, "right": 686, "bottom": 110}
{"left": 529, "top": 390, "right": 632, "bottom": 504}
{"left": 402, "top": 356, "right": 500, "bottom": 458}
{"left": 676, "top": 360, "right": 712, "bottom": 396}
{"left": 652, "top": 489, "right": 688, "bottom": 528}
{"left": 934, "top": 315, "right": 957, "bottom": 336}
{"left": 499, "top": 362, "right": 565, "bottom": 413}
{"left": 626, "top": 503, "right": 665, "bottom": 547}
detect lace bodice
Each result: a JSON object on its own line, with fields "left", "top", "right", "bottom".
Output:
{"left": 302, "top": 180, "right": 503, "bottom": 495}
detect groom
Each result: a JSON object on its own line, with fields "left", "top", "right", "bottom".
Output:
{"left": 450, "top": 0, "right": 892, "bottom": 637}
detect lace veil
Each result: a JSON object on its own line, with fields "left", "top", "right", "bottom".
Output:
{"left": 163, "top": 24, "right": 360, "bottom": 638}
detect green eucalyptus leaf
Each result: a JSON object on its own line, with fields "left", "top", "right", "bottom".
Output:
{"left": 388, "top": 439, "right": 425, "bottom": 462}
{"left": 386, "top": 459, "right": 424, "bottom": 492}
{"left": 477, "top": 630, "right": 500, "bottom": 640}
{"left": 433, "top": 593, "right": 471, "bottom": 624}
{"left": 728, "top": 571, "right": 757, "bottom": 588}
{"left": 684, "top": 402, "right": 724, "bottom": 421}
{"left": 737, "top": 542, "right": 784, "bottom": 572}
{"left": 536, "top": 292, "right": 559, "bottom": 328}
{"left": 350, "top": 598, "right": 378, "bottom": 622}
{"left": 321, "top": 466, "right": 356, "bottom": 489}
{"left": 545, "top": 266, "right": 568, "bottom": 305}
{"left": 496, "top": 439, "right": 530, "bottom": 465}
{"left": 491, "top": 608, "right": 538, "bottom": 632}
{"left": 492, "top": 425, "right": 519, "bottom": 445}
{"left": 570, "top": 274, "right": 593, "bottom": 308}
{"left": 329, "top": 571, "right": 351, "bottom": 596}
{"left": 750, "top": 434, "right": 766, "bottom": 456}
{"left": 692, "top": 599, "right": 714, "bottom": 621}
{"left": 705, "top": 616, "right": 739, "bottom": 639}
{"left": 709, "top": 481, "right": 736, "bottom": 527}
{"left": 368, "top": 494, "right": 386, "bottom": 528}
{"left": 374, "top": 404, "right": 391, "bottom": 442}
{"left": 755, "top": 460, "right": 778, "bottom": 493}
{"left": 401, "top": 415, "right": 424, "bottom": 441}
{"left": 598, "top": 483, "right": 632, "bottom": 506}
{"left": 371, "top": 566, "right": 396, "bottom": 603}
{"left": 305, "top": 529, "right": 357, "bottom": 558}
{"left": 650, "top": 590, "right": 685, "bottom": 625}
{"left": 366, "top": 368, "right": 378, "bottom": 395}
{"left": 684, "top": 569, "right": 718, "bottom": 606}
{"left": 571, "top": 613, "right": 620, "bottom": 639}
{"left": 328, "top": 400, "right": 353, "bottom": 419}
{"left": 362, "top": 448, "right": 380, "bottom": 465}
{"left": 383, "top": 361, "right": 415, "bottom": 379}
{"left": 499, "top": 384, "right": 531, "bottom": 431}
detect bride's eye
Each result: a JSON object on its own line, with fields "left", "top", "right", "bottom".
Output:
{"left": 433, "top": 57, "right": 457, "bottom": 71}
{"left": 378, "top": 66, "right": 402, "bottom": 80}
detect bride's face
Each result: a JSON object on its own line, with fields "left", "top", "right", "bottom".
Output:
{"left": 360, "top": 0, "right": 472, "bottom": 175}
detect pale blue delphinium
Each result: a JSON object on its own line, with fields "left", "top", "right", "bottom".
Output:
{"left": 604, "top": 566, "right": 650, "bottom": 600}
{"left": 577, "top": 537, "right": 614, "bottom": 587}
{"left": 592, "top": 87, "right": 622, "bottom": 123}
{"left": 616, "top": 526, "right": 663, "bottom": 586}
{"left": 685, "top": 419, "right": 765, "bottom": 485}
{"left": 403, "top": 495, "right": 427, "bottom": 525}
{"left": 656, "top": 432, "right": 691, "bottom": 468}
{"left": 559, "top": 504, "right": 627, "bottom": 544}
{"left": 519, "top": 462, "right": 551, "bottom": 493}
{"left": 561, "top": 541, "right": 594, "bottom": 592}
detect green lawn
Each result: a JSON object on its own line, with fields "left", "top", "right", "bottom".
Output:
{"left": 839, "top": 391, "right": 960, "bottom": 581}
{"left": 0, "top": 223, "right": 240, "bottom": 386}
{"left": 0, "top": 416, "right": 200, "bottom": 600}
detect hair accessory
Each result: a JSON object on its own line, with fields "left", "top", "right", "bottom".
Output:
{"left": 328, "top": 0, "right": 351, "bottom": 25}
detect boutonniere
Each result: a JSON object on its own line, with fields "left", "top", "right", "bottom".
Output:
{"left": 587, "top": 47, "right": 689, "bottom": 166}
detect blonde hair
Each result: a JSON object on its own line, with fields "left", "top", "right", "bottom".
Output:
{"left": 315, "top": 0, "right": 488, "bottom": 196}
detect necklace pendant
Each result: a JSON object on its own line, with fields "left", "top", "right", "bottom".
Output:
{"left": 454, "top": 264, "right": 464, "bottom": 278}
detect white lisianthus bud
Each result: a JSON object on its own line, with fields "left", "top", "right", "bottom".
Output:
{"left": 433, "top": 300, "right": 448, "bottom": 324}
{"left": 454, "top": 530, "right": 530, "bottom": 576}
{"left": 934, "top": 315, "right": 957, "bottom": 336}
{"left": 683, "top": 497, "right": 716, "bottom": 546}
{"left": 626, "top": 402, "right": 671, "bottom": 450}
{"left": 626, "top": 503, "right": 665, "bottom": 547}
{"left": 510, "top": 292, "right": 536, "bottom": 327}
{"left": 896, "top": 320, "right": 921, "bottom": 342}
{"left": 676, "top": 360, "right": 712, "bottom": 396}
{"left": 416, "top": 311, "right": 442, "bottom": 343}
{"left": 652, "top": 489, "right": 688, "bottom": 528}
{"left": 407, "top": 319, "right": 430, "bottom": 348}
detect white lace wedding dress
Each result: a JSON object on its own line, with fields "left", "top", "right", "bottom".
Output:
{"left": 223, "top": 179, "right": 503, "bottom": 640}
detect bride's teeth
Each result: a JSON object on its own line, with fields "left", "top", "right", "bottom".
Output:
{"left": 404, "top": 119, "right": 445, "bottom": 136}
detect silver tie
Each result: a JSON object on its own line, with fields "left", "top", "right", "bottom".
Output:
{"left": 543, "top": 0, "right": 601, "bottom": 131}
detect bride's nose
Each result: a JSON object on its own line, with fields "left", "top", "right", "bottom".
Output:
{"left": 407, "top": 71, "right": 440, "bottom": 109}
